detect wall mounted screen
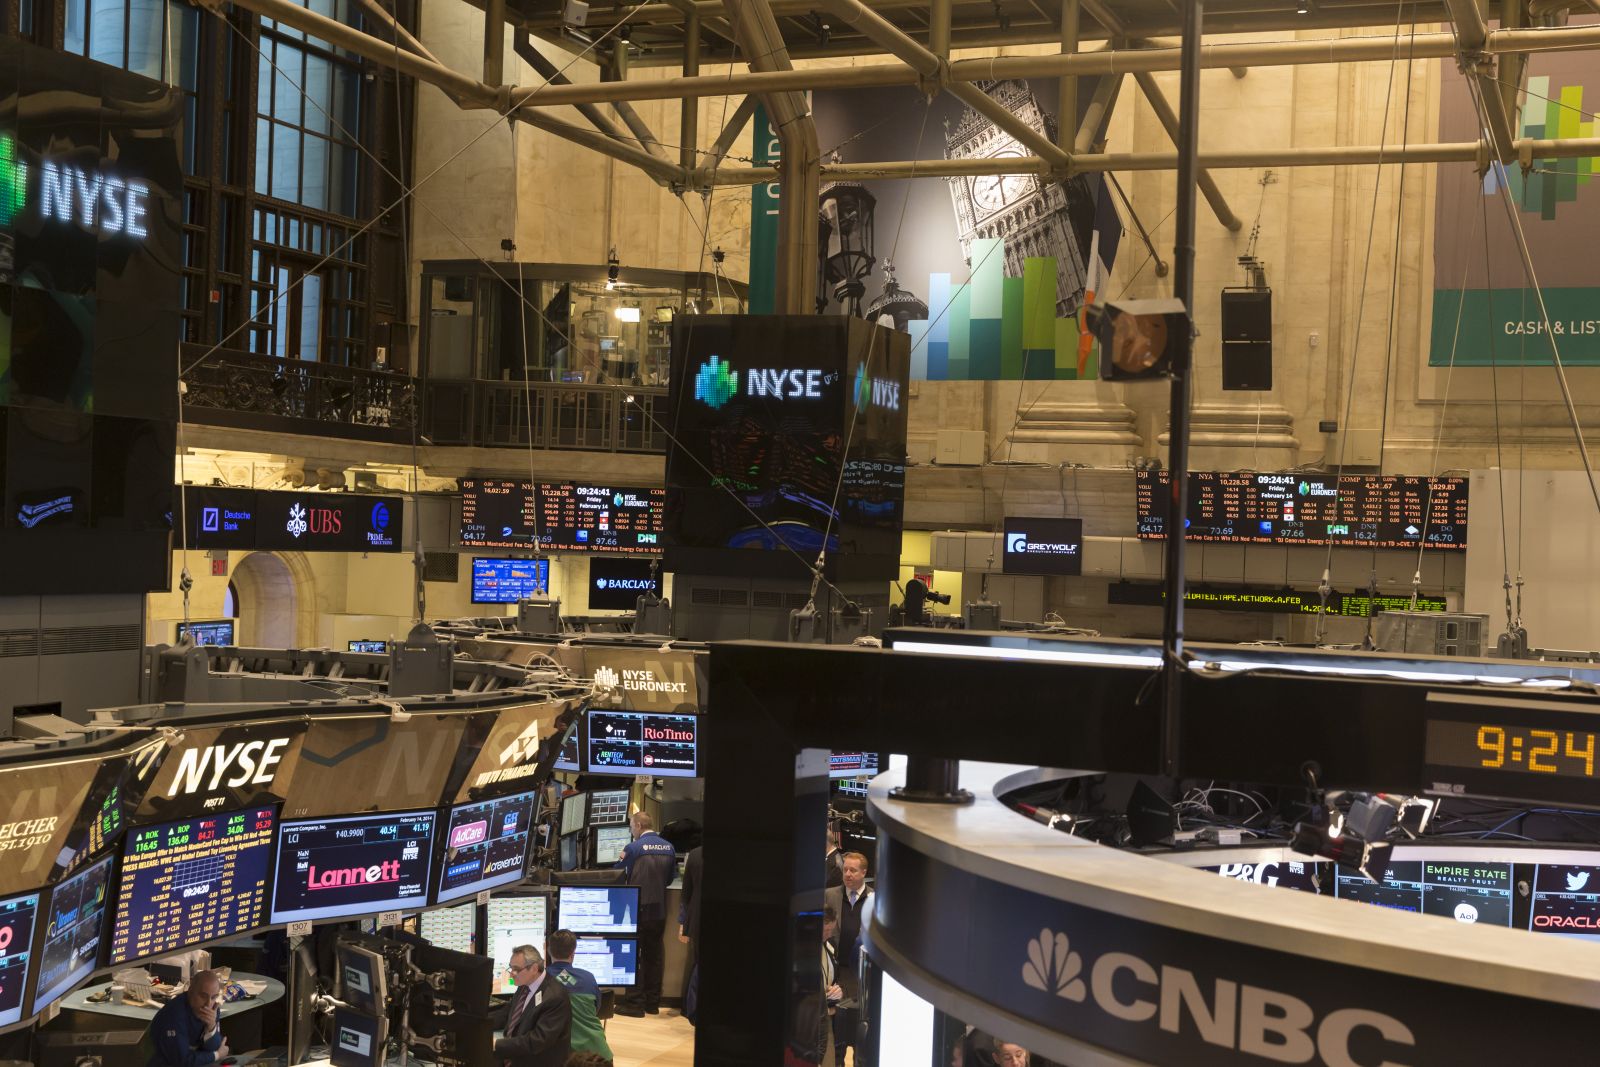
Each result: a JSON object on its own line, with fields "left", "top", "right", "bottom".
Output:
{"left": 109, "top": 807, "right": 276, "bottom": 965}
{"left": 586, "top": 710, "right": 698, "bottom": 777}
{"left": 1135, "top": 471, "right": 1469, "bottom": 549}
{"left": 470, "top": 557, "right": 552, "bottom": 603}
{"left": 1001, "top": 517, "right": 1083, "bottom": 576}
{"left": 587, "top": 557, "right": 660, "bottom": 610}
{"left": 30, "top": 854, "right": 113, "bottom": 1014}
{"left": 436, "top": 791, "right": 537, "bottom": 904}
{"left": 271, "top": 810, "right": 437, "bottom": 924}
{"left": 175, "top": 620, "right": 235, "bottom": 646}
{"left": 458, "top": 480, "right": 664, "bottom": 554}
{"left": 0, "top": 892, "right": 41, "bottom": 1028}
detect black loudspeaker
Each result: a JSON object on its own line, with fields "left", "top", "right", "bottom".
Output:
{"left": 1221, "top": 288, "right": 1273, "bottom": 391}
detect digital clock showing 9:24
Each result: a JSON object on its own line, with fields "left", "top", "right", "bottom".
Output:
{"left": 1426, "top": 720, "right": 1597, "bottom": 777}
{"left": 1423, "top": 692, "right": 1600, "bottom": 804}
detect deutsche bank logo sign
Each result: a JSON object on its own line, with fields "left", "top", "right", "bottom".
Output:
{"left": 1002, "top": 517, "right": 1083, "bottom": 577}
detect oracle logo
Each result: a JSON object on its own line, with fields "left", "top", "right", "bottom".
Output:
{"left": 449, "top": 820, "right": 489, "bottom": 849}
{"left": 1534, "top": 913, "right": 1600, "bottom": 930}
{"left": 308, "top": 860, "right": 401, "bottom": 890}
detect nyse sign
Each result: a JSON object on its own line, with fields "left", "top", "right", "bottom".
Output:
{"left": 1, "top": 135, "right": 152, "bottom": 238}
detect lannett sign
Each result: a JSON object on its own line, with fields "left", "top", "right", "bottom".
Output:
{"left": 0, "top": 134, "right": 152, "bottom": 237}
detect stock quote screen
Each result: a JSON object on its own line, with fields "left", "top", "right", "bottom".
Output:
{"left": 0, "top": 892, "right": 40, "bottom": 1027}
{"left": 271, "top": 810, "right": 437, "bottom": 923}
{"left": 1135, "top": 471, "right": 1469, "bottom": 549}
{"left": 110, "top": 808, "right": 276, "bottom": 965}
{"left": 1334, "top": 861, "right": 1513, "bottom": 925}
{"left": 31, "top": 854, "right": 113, "bottom": 1013}
{"left": 459, "top": 480, "right": 664, "bottom": 554}
{"left": 1107, "top": 582, "right": 1449, "bottom": 617}
{"left": 436, "top": 791, "right": 538, "bottom": 904}
{"left": 586, "top": 710, "right": 698, "bottom": 777}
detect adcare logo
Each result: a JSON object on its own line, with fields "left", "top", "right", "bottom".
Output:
{"left": 1017, "top": 926, "right": 1418, "bottom": 1064}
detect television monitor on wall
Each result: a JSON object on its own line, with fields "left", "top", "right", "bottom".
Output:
{"left": 176, "top": 619, "right": 235, "bottom": 646}
{"left": 0, "top": 891, "right": 42, "bottom": 1028}
{"left": 347, "top": 640, "right": 388, "bottom": 654}
{"left": 435, "top": 791, "right": 538, "bottom": 905}
{"left": 585, "top": 709, "right": 698, "bottom": 777}
{"left": 271, "top": 810, "right": 437, "bottom": 924}
{"left": 30, "top": 854, "right": 114, "bottom": 1015}
{"left": 587, "top": 558, "right": 660, "bottom": 611}
{"left": 108, "top": 807, "right": 277, "bottom": 965}
{"left": 471, "top": 558, "right": 552, "bottom": 604}
{"left": 487, "top": 895, "right": 549, "bottom": 995}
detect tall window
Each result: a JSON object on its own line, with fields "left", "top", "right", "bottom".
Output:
{"left": 255, "top": 3, "right": 362, "bottom": 217}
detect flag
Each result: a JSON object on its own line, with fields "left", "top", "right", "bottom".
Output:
{"left": 1076, "top": 176, "right": 1124, "bottom": 378}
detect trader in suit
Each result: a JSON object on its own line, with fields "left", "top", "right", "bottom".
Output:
{"left": 616, "top": 811, "right": 676, "bottom": 1016}
{"left": 823, "top": 853, "right": 874, "bottom": 1066}
{"left": 490, "top": 945, "right": 571, "bottom": 1067}
{"left": 148, "top": 969, "right": 228, "bottom": 1067}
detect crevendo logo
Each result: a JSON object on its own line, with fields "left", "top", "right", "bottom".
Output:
{"left": 164, "top": 738, "right": 291, "bottom": 797}
{"left": 1020, "top": 926, "right": 1417, "bottom": 1062}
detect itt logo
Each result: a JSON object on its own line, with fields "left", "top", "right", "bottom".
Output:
{"left": 693, "top": 355, "right": 739, "bottom": 409}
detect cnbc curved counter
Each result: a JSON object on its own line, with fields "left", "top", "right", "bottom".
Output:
{"left": 864, "top": 764, "right": 1600, "bottom": 1066}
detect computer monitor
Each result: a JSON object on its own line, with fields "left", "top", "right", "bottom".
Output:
{"left": 176, "top": 619, "right": 235, "bottom": 646}
{"left": 559, "top": 794, "right": 587, "bottom": 838}
{"left": 1529, "top": 863, "right": 1600, "bottom": 940}
{"left": 1334, "top": 860, "right": 1515, "bottom": 925}
{"left": 557, "top": 886, "right": 639, "bottom": 935}
{"left": 585, "top": 709, "right": 699, "bottom": 777}
{"left": 593, "top": 825, "right": 632, "bottom": 867}
{"left": 559, "top": 835, "right": 580, "bottom": 873}
{"left": 271, "top": 810, "right": 437, "bottom": 924}
{"left": 419, "top": 902, "right": 478, "bottom": 955}
{"left": 337, "top": 943, "right": 389, "bottom": 1017}
{"left": 30, "top": 853, "right": 114, "bottom": 1015}
{"left": 587, "top": 790, "right": 631, "bottom": 827}
{"left": 436, "top": 790, "right": 538, "bottom": 905}
{"left": 486, "top": 894, "right": 550, "bottom": 995}
{"left": 828, "top": 752, "right": 880, "bottom": 779}
{"left": 109, "top": 807, "right": 276, "bottom": 965}
{"left": 571, "top": 936, "right": 637, "bottom": 987}
{"left": 331, "top": 1006, "right": 387, "bottom": 1067}
{"left": 0, "top": 890, "right": 41, "bottom": 1028}
{"left": 347, "top": 640, "right": 388, "bottom": 654}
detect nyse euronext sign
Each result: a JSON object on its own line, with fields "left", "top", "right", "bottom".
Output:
{"left": 693, "top": 355, "right": 899, "bottom": 411}
{"left": 0, "top": 132, "right": 153, "bottom": 238}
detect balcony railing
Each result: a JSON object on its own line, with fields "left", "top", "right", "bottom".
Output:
{"left": 181, "top": 345, "right": 669, "bottom": 453}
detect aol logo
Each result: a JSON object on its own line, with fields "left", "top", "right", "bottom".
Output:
{"left": 286, "top": 502, "right": 309, "bottom": 538}
{"left": 1022, "top": 929, "right": 1086, "bottom": 1002}
{"left": 593, "top": 666, "right": 620, "bottom": 690}
{"left": 1006, "top": 533, "right": 1028, "bottom": 553}
{"left": 1453, "top": 902, "right": 1479, "bottom": 923}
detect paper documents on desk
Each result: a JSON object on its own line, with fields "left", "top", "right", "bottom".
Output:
{"left": 235, "top": 979, "right": 269, "bottom": 996}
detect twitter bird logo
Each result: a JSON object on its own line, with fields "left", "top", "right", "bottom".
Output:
{"left": 1568, "top": 870, "right": 1591, "bottom": 893}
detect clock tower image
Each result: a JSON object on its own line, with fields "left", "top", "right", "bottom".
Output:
{"left": 944, "top": 80, "right": 1095, "bottom": 317}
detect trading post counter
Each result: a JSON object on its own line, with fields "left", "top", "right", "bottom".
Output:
{"left": 48, "top": 972, "right": 283, "bottom": 1061}
{"left": 863, "top": 763, "right": 1600, "bottom": 1065}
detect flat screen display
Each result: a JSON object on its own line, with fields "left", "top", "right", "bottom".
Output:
{"left": 559, "top": 794, "right": 587, "bottom": 838}
{"left": 585, "top": 710, "right": 698, "bottom": 778}
{"left": 1135, "top": 471, "right": 1470, "bottom": 550}
{"left": 31, "top": 854, "right": 114, "bottom": 1014}
{"left": 186, "top": 487, "right": 257, "bottom": 551}
{"left": 255, "top": 491, "right": 403, "bottom": 552}
{"left": 487, "top": 895, "right": 549, "bottom": 995}
{"left": 458, "top": 480, "right": 664, "bottom": 554}
{"left": 554, "top": 721, "right": 581, "bottom": 773}
{"left": 593, "top": 826, "right": 633, "bottom": 867}
{"left": 331, "top": 1006, "right": 384, "bottom": 1067}
{"left": 1001, "top": 517, "right": 1084, "bottom": 576}
{"left": 0, "top": 892, "right": 41, "bottom": 1028}
{"left": 271, "top": 810, "right": 437, "bottom": 924}
{"left": 587, "top": 557, "right": 660, "bottom": 611}
{"left": 1334, "top": 860, "right": 1512, "bottom": 925}
{"left": 436, "top": 791, "right": 537, "bottom": 904}
{"left": 176, "top": 619, "right": 235, "bottom": 646}
{"left": 347, "top": 640, "right": 388, "bottom": 653}
{"left": 829, "top": 752, "right": 880, "bottom": 779}
{"left": 109, "top": 807, "right": 276, "bottom": 965}
{"left": 419, "top": 902, "right": 477, "bottom": 955}
{"left": 572, "top": 936, "right": 637, "bottom": 987}
{"left": 587, "top": 790, "right": 630, "bottom": 826}
{"left": 471, "top": 557, "right": 552, "bottom": 604}
{"left": 558, "top": 886, "right": 639, "bottom": 935}
{"left": 1529, "top": 865, "right": 1600, "bottom": 940}
{"left": 1107, "top": 582, "right": 1449, "bottom": 617}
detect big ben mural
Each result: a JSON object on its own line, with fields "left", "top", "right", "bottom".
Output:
{"left": 944, "top": 80, "right": 1098, "bottom": 318}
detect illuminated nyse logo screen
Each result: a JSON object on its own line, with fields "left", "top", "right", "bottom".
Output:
{"left": 1, "top": 133, "right": 152, "bottom": 238}
{"left": 110, "top": 808, "right": 276, "bottom": 966}
{"left": 271, "top": 811, "right": 437, "bottom": 923}
{"left": 692, "top": 355, "right": 834, "bottom": 408}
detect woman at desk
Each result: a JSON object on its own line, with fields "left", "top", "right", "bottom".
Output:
{"left": 148, "top": 970, "right": 230, "bottom": 1066}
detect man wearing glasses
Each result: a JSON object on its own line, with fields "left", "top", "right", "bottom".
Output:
{"left": 490, "top": 945, "right": 571, "bottom": 1067}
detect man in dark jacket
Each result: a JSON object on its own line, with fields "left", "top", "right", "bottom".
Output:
{"left": 490, "top": 945, "right": 571, "bottom": 1067}
{"left": 546, "top": 929, "right": 613, "bottom": 1063}
{"left": 616, "top": 811, "right": 676, "bottom": 1016}
{"left": 148, "top": 970, "right": 228, "bottom": 1067}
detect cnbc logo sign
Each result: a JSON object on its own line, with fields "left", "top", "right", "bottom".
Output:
{"left": 0, "top": 132, "right": 153, "bottom": 238}
{"left": 692, "top": 355, "right": 835, "bottom": 409}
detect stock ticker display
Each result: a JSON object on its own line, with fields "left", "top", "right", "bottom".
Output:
{"left": 110, "top": 808, "right": 276, "bottom": 965}
{"left": 271, "top": 811, "right": 437, "bottom": 923}
{"left": 586, "top": 710, "right": 698, "bottom": 777}
{"left": 458, "top": 480, "right": 664, "bottom": 553}
{"left": 436, "top": 792, "right": 538, "bottom": 904}
{"left": 1135, "top": 471, "right": 1470, "bottom": 549}
{"left": 31, "top": 855, "right": 113, "bottom": 1014}
{"left": 1107, "top": 582, "right": 1449, "bottom": 617}
{"left": 1334, "top": 861, "right": 1513, "bottom": 925}
{"left": 0, "top": 892, "right": 40, "bottom": 1027}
